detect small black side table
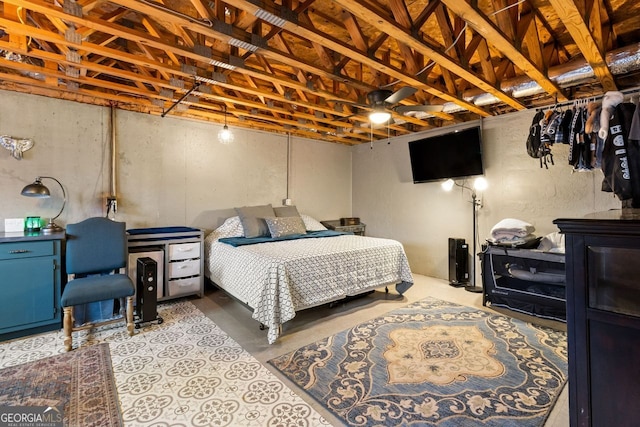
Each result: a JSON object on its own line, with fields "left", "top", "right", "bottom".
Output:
{"left": 321, "top": 220, "right": 366, "bottom": 236}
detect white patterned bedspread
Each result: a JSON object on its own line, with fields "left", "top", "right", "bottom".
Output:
{"left": 205, "top": 233, "right": 413, "bottom": 344}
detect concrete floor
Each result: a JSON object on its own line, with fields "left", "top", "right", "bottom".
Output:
{"left": 192, "top": 273, "right": 569, "bottom": 426}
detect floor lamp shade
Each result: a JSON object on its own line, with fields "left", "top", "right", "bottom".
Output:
{"left": 21, "top": 176, "right": 66, "bottom": 233}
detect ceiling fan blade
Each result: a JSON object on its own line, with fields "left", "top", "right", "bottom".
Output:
{"left": 394, "top": 104, "right": 444, "bottom": 114}
{"left": 384, "top": 86, "right": 417, "bottom": 105}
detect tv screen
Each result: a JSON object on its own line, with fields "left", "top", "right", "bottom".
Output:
{"left": 408, "top": 126, "right": 484, "bottom": 183}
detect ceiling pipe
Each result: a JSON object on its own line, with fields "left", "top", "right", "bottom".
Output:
{"left": 441, "top": 41, "right": 640, "bottom": 112}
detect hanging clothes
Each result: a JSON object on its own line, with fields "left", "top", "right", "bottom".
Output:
{"left": 556, "top": 109, "right": 573, "bottom": 144}
{"left": 525, "top": 91, "right": 640, "bottom": 179}
{"left": 601, "top": 102, "right": 637, "bottom": 201}
{"left": 526, "top": 110, "right": 553, "bottom": 168}
{"left": 629, "top": 98, "right": 640, "bottom": 141}
{"left": 571, "top": 106, "right": 594, "bottom": 171}
{"left": 568, "top": 106, "right": 582, "bottom": 166}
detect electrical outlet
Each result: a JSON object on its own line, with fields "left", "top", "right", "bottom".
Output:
{"left": 4, "top": 218, "right": 24, "bottom": 232}
{"left": 106, "top": 197, "right": 117, "bottom": 213}
{"left": 283, "top": 198, "right": 292, "bottom": 206}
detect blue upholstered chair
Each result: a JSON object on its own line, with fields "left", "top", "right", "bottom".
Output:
{"left": 61, "top": 217, "right": 135, "bottom": 351}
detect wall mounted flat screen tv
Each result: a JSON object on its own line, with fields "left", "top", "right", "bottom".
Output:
{"left": 408, "top": 126, "right": 484, "bottom": 183}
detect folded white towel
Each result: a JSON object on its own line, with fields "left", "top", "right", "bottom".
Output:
{"left": 490, "top": 218, "right": 535, "bottom": 239}
{"left": 488, "top": 233, "right": 538, "bottom": 246}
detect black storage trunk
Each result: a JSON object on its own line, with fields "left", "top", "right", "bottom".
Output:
{"left": 481, "top": 246, "right": 566, "bottom": 322}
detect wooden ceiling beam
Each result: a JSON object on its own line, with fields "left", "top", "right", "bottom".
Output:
{"left": 104, "top": 0, "right": 374, "bottom": 93}
{"left": 0, "top": 23, "right": 362, "bottom": 126}
{"left": 0, "top": 66, "right": 365, "bottom": 144}
{"left": 4, "top": 4, "right": 28, "bottom": 52}
{"left": 474, "top": 37, "right": 497, "bottom": 85}
{"left": 6, "top": 0, "right": 375, "bottom": 98}
{"left": 333, "top": 0, "right": 518, "bottom": 113}
{"left": 188, "top": 0, "right": 214, "bottom": 22}
{"left": 140, "top": 16, "right": 182, "bottom": 65}
{"left": 490, "top": 0, "right": 516, "bottom": 42}
{"left": 517, "top": 5, "right": 544, "bottom": 71}
{"left": 224, "top": 0, "right": 464, "bottom": 118}
{"left": 440, "top": 0, "right": 568, "bottom": 101}
{"left": 0, "top": 2, "right": 374, "bottom": 119}
{"left": 339, "top": 10, "right": 386, "bottom": 80}
{"left": 544, "top": 0, "right": 617, "bottom": 91}
{"left": 387, "top": 0, "right": 422, "bottom": 77}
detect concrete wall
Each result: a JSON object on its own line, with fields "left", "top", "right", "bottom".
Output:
{"left": 0, "top": 90, "right": 353, "bottom": 233}
{"left": 2, "top": 89, "right": 623, "bottom": 284}
{"left": 352, "top": 109, "right": 621, "bottom": 282}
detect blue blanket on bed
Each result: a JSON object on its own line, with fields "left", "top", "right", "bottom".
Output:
{"left": 219, "top": 230, "right": 349, "bottom": 247}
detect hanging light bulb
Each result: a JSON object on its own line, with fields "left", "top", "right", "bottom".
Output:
{"left": 218, "top": 106, "right": 234, "bottom": 144}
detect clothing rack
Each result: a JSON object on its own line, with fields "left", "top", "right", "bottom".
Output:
{"left": 537, "top": 85, "right": 640, "bottom": 112}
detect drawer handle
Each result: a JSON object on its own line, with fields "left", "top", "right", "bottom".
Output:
{"left": 178, "top": 265, "right": 189, "bottom": 269}
{"left": 9, "top": 249, "right": 30, "bottom": 254}
{"left": 177, "top": 247, "right": 194, "bottom": 252}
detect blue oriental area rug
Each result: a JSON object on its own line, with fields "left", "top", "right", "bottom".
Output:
{"left": 269, "top": 297, "right": 567, "bottom": 426}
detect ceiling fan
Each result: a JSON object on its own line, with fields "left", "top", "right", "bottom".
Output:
{"left": 337, "top": 87, "right": 444, "bottom": 124}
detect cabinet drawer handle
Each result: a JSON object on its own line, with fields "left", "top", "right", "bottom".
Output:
{"left": 9, "top": 249, "right": 30, "bottom": 254}
{"left": 177, "top": 247, "right": 194, "bottom": 252}
{"left": 178, "top": 265, "right": 189, "bottom": 269}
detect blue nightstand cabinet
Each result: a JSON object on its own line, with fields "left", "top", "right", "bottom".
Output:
{"left": 0, "top": 233, "right": 64, "bottom": 341}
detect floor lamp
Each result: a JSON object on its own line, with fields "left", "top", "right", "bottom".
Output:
{"left": 442, "top": 177, "right": 488, "bottom": 293}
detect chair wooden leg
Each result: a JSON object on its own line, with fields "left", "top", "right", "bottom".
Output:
{"left": 63, "top": 306, "right": 73, "bottom": 351}
{"left": 126, "top": 296, "right": 134, "bottom": 336}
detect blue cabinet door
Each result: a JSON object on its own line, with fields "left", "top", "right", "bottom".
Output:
{"left": 0, "top": 256, "right": 56, "bottom": 331}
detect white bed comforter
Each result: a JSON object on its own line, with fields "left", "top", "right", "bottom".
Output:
{"left": 205, "top": 232, "right": 413, "bottom": 344}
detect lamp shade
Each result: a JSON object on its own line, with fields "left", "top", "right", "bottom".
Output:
{"left": 369, "top": 110, "right": 391, "bottom": 124}
{"left": 21, "top": 178, "right": 50, "bottom": 197}
{"left": 441, "top": 179, "right": 455, "bottom": 191}
{"left": 473, "top": 177, "right": 488, "bottom": 191}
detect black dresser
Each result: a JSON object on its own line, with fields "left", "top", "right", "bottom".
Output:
{"left": 555, "top": 210, "right": 640, "bottom": 427}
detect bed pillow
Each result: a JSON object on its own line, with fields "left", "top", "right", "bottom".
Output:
{"left": 264, "top": 216, "right": 307, "bottom": 238}
{"left": 235, "top": 204, "right": 275, "bottom": 238}
{"left": 300, "top": 214, "right": 327, "bottom": 231}
{"left": 215, "top": 216, "right": 244, "bottom": 237}
{"left": 274, "top": 205, "right": 300, "bottom": 217}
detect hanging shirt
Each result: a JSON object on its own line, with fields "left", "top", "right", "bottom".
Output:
{"left": 629, "top": 99, "right": 640, "bottom": 141}
{"left": 601, "top": 103, "right": 636, "bottom": 200}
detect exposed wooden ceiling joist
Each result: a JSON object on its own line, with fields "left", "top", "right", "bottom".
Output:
{"left": 0, "top": 0, "right": 637, "bottom": 144}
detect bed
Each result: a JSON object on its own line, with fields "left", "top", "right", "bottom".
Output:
{"left": 204, "top": 212, "right": 413, "bottom": 344}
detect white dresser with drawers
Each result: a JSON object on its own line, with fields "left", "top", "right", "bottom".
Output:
{"left": 127, "top": 227, "right": 204, "bottom": 302}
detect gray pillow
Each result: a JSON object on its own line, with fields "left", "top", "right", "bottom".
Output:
{"left": 235, "top": 204, "right": 275, "bottom": 238}
{"left": 264, "top": 216, "right": 307, "bottom": 238}
{"left": 274, "top": 205, "right": 300, "bottom": 217}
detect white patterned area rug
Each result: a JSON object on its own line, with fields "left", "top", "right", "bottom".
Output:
{"left": 0, "top": 301, "right": 330, "bottom": 427}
